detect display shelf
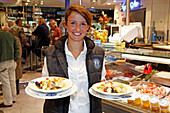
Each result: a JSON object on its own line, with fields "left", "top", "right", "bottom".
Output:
{"left": 104, "top": 48, "right": 170, "bottom": 65}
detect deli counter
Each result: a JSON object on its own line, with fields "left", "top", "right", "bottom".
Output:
{"left": 101, "top": 47, "right": 170, "bottom": 113}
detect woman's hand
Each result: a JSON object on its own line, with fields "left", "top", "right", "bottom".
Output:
{"left": 54, "top": 37, "right": 59, "bottom": 41}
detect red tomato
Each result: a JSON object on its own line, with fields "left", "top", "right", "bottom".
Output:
{"left": 40, "top": 81, "right": 42, "bottom": 84}
{"left": 46, "top": 78, "right": 49, "bottom": 80}
{"left": 106, "top": 70, "right": 114, "bottom": 76}
{"left": 104, "top": 89, "right": 107, "bottom": 92}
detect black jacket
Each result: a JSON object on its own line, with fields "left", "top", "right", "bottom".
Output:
{"left": 32, "top": 24, "right": 49, "bottom": 47}
{"left": 44, "top": 35, "right": 105, "bottom": 113}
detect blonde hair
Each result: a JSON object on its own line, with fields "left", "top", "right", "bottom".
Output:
{"left": 38, "top": 18, "right": 47, "bottom": 26}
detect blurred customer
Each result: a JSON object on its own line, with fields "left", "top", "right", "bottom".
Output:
{"left": 10, "top": 18, "right": 27, "bottom": 47}
{"left": 0, "top": 25, "right": 19, "bottom": 107}
{"left": 13, "top": 35, "right": 22, "bottom": 95}
{"left": 49, "top": 19, "right": 62, "bottom": 45}
{"left": 59, "top": 20, "right": 65, "bottom": 36}
{"left": 32, "top": 18, "right": 49, "bottom": 58}
{"left": 24, "top": 24, "right": 32, "bottom": 36}
{"left": 8, "top": 21, "right": 14, "bottom": 28}
{"left": 2, "top": 26, "right": 22, "bottom": 95}
{"left": 1, "top": 26, "right": 10, "bottom": 32}
{"left": 30, "top": 23, "right": 37, "bottom": 32}
{"left": 10, "top": 18, "right": 30, "bottom": 60}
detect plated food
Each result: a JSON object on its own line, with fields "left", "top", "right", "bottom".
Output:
{"left": 35, "top": 77, "right": 65, "bottom": 90}
{"left": 92, "top": 81, "right": 133, "bottom": 96}
{"left": 28, "top": 77, "right": 72, "bottom": 93}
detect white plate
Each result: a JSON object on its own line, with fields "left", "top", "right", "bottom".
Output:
{"left": 25, "top": 84, "right": 77, "bottom": 99}
{"left": 89, "top": 88, "right": 133, "bottom": 100}
{"left": 28, "top": 77, "right": 72, "bottom": 93}
{"left": 92, "top": 82, "right": 133, "bottom": 96}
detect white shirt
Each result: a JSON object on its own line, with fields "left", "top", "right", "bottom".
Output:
{"left": 42, "top": 39, "right": 106, "bottom": 113}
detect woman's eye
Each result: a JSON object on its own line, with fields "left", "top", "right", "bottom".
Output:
{"left": 81, "top": 23, "right": 87, "bottom": 26}
{"left": 70, "top": 22, "right": 75, "bottom": 25}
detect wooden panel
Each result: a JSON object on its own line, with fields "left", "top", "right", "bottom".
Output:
{"left": 150, "top": 76, "right": 170, "bottom": 87}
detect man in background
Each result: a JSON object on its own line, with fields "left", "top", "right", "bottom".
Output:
{"left": 9, "top": 18, "right": 28, "bottom": 95}
{"left": 0, "top": 25, "right": 19, "bottom": 107}
{"left": 10, "top": 18, "right": 28, "bottom": 47}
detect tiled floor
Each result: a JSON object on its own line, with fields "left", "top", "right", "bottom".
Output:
{"left": 0, "top": 71, "right": 45, "bottom": 113}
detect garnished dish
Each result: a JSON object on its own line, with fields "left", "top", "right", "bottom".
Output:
{"left": 137, "top": 83, "right": 166, "bottom": 98}
{"left": 92, "top": 81, "right": 133, "bottom": 96}
{"left": 28, "top": 77, "right": 72, "bottom": 93}
{"left": 35, "top": 77, "right": 66, "bottom": 90}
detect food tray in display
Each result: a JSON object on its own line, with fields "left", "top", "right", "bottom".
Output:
{"left": 89, "top": 87, "right": 134, "bottom": 100}
{"left": 28, "top": 77, "right": 73, "bottom": 93}
{"left": 92, "top": 82, "right": 133, "bottom": 96}
{"left": 130, "top": 81, "right": 167, "bottom": 99}
{"left": 25, "top": 84, "right": 77, "bottom": 99}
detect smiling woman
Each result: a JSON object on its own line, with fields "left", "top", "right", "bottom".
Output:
{"left": 43, "top": 4, "right": 106, "bottom": 113}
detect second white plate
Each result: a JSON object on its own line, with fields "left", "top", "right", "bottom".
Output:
{"left": 89, "top": 87, "right": 134, "bottom": 100}
{"left": 92, "top": 82, "right": 133, "bottom": 96}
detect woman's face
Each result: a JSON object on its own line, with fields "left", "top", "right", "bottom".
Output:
{"left": 49, "top": 20, "right": 56, "bottom": 30}
{"left": 65, "top": 11, "right": 89, "bottom": 42}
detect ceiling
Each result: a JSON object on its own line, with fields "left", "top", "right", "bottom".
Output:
{"left": 0, "top": 0, "right": 126, "bottom": 9}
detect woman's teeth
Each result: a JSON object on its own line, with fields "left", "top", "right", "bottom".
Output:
{"left": 74, "top": 33, "right": 81, "bottom": 36}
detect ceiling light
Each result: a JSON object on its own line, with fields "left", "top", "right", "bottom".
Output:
{"left": 27, "top": 0, "right": 30, "bottom": 2}
{"left": 91, "top": 7, "right": 94, "bottom": 8}
{"left": 40, "top": 1, "right": 43, "bottom": 5}
{"left": 92, "top": 0, "right": 96, "bottom": 3}
{"left": 107, "top": 3, "right": 111, "bottom": 5}
{"left": 25, "top": 2, "right": 28, "bottom": 6}
{"left": 113, "top": 0, "right": 116, "bottom": 2}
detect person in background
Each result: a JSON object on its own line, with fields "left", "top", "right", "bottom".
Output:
{"left": 31, "top": 23, "right": 37, "bottom": 32}
{"left": 1, "top": 26, "right": 22, "bottom": 95}
{"left": 13, "top": 36, "right": 22, "bottom": 95}
{"left": 10, "top": 18, "right": 29, "bottom": 94}
{"left": 49, "top": 19, "right": 62, "bottom": 45}
{"left": 0, "top": 25, "right": 19, "bottom": 107}
{"left": 8, "top": 21, "right": 14, "bottom": 28}
{"left": 43, "top": 5, "right": 106, "bottom": 113}
{"left": 10, "top": 18, "right": 28, "bottom": 47}
{"left": 10, "top": 18, "right": 30, "bottom": 60}
{"left": 32, "top": 18, "right": 49, "bottom": 58}
{"left": 59, "top": 20, "right": 66, "bottom": 36}
{"left": 1, "top": 26, "right": 10, "bottom": 32}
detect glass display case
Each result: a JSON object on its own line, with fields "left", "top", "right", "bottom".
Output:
{"left": 104, "top": 47, "right": 170, "bottom": 65}
{"left": 102, "top": 47, "right": 170, "bottom": 113}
